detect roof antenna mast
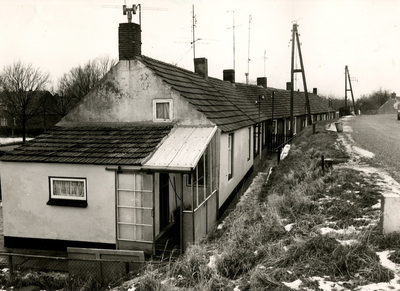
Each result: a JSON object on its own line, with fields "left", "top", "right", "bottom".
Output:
{"left": 245, "top": 15, "right": 252, "bottom": 84}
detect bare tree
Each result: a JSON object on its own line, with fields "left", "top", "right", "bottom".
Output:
{"left": 53, "top": 55, "right": 117, "bottom": 117}
{"left": 0, "top": 61, "right": 50, "bottom": 142}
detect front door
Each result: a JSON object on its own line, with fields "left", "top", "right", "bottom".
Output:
{"left": 159, "top": 173, "right": 170, "bottom": 230}
{"left": 116, "top": 172, "right": 154, "bottom": 253}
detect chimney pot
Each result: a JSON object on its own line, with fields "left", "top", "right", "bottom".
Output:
{"left": 286, "top": 82, "right": 292, "bottom": 91}
{"left": 313, "top": 88, "right": 318, "bottom": 95}
{"left": 194, "top": 58, "right": 208, "bottom": 79}
{"left": 223, "top": 69, "right": 235, "bottom": 83}
{"left": 257, "top": 77, "right": 267, "bottom": 88}
{"left": 118, "top": 22, "right": 141, "bottom": 60}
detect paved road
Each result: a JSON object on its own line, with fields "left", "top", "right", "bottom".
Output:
{"left": 347, "top": 114, "right": 400, "bottom": 183}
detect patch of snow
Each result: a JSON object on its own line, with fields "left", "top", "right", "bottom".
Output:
{"left": 127, "top": 286, "right": 136, "bottom": 291}
{"left": 284, "top": 223, "right": 295, "bottom": 232}
{"left": 280, "top": 144, "right": 291, "bottom": 161}
{"left": 0, "top": 137, "right": 33, "bottom": 145}
{"left": 353, "top": 146, "right": 375, "bottom": 158}
{"left": 282, "top": 279, "right": 302, "bottom": 290}
{"left": 233, "top": 286, "right": 241, "bottom": 291}
{"left": 217, "top": 223, "right": 224, "bottom": 230}
{"left": 310, "top": 277, "right": 348, "bottom": 291}
{"left": 320, "top": 226, "right": 359, "bottom": 235}
{"left": 336, "top": 239, "right": 358, "bottom": 246}
{"left": 207, "top": 254, "right": 220, "bottom": 269}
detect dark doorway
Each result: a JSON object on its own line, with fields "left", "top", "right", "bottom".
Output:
{"left": 159, "top": 173, "right": 170, "bottom": 230}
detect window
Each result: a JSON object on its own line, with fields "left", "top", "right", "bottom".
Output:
{"left": 0, "top": 117, "right": 7, "bottom": 127}
{"left": 294, "top": 117, "right": 297, "bottom": 135}
{"left": 153, "top": 99, "right": 172, "bottom": 121}
{"left": 47, "top": 177, "right": 87, "bottom": 207}
{"left": 248, "top": 127, "right": 251, "bottom": 161}
{"left": 228, "top": 133, "right": 234, "bottom": 180}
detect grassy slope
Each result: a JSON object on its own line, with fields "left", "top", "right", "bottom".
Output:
{"left": 126, "top": 121, "right": 400, "bottom": 291}
{"left": 6, "top": 121, "right": 399, "bottom": 291}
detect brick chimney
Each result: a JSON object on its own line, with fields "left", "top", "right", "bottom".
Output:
{"left": 286, "top": 82, "right": 292, "bottom": 90}
{"left": 223, "top": 69, "right": 235, "bottom": 83}
{"left": 257, "top": 77, "right": 267, "bottom": 88}
{"left": 313, "top": 88, "right": 318, "bottom": 95}
{"left": 194, "top": 58, "right": 208, "bottom": 79}
{"left": 118, "top": 22, "right": 141, "bottom": 60}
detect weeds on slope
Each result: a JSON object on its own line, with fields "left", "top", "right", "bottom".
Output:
{"left": 131, "top": 124, "right": 395, "bottom": 291}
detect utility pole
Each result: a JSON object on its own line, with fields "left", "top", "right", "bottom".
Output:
{"left": 345, "top": 65, "right": 357, "bottom": 115}
{"left": 290, "top": 23, "right": 311, "bottom": 137}
{"left": 245, "top": 15, "right": 252, "bottom": 84}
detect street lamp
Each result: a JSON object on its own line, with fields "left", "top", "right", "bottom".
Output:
{"left": 255, "top": 95, "right": 264, "bottom": 161}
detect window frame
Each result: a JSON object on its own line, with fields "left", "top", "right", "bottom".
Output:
{"left": 228, "top": 133, "right": 234, "bottom": 180}
{"left": 47, "top": 177, "right": 88, "bottom": 207}
{"left": 153, "top": 99, "right": 173, "bottom": 122}
{"left": 247, "top": 127, "right": 251, "bottom": 161}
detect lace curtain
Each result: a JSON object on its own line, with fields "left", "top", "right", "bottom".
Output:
{"left": 53, "top": 180, "right": 84, "bottom": 197}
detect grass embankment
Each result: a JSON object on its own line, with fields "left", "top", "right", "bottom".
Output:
{"left": 131, "top": 121, "right": 400, "bottom": 291}
{"left": 4, "top": 121, "right": 400, "bottom": 290}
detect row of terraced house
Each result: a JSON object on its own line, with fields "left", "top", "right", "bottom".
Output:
{"left": 0, "top": 20, "right": 335, "bottom": 256}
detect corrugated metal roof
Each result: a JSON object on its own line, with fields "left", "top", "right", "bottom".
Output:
{"left": 143, "top": 126, "right": 217, "bottom": 172}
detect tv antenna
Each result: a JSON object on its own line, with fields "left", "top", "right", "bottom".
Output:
{"left": 227, "top": 10, "right": 242, "bottom": 71}
{"left": 245, "top": 15, "right": 252, "bottom": 84}
{"left": 102, "top": 3, "right": 167, "bottom": 25}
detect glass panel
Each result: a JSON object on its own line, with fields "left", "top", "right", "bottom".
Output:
{"left": 119, "top": 224, "right": 134, "bottom": 240}
{"left": 53, "top": 180, "right": 84, "bottom": 198}
{"left": 142, "top": 209, "right": 152, "bottom": 225}
{"left": 118, "top": 174, "right": 135, "bottom": 190}
{"left": 118, "top": 191, "right": 135, "bottom": 207}
{"left": 135, "top": 209, "right": 143, "bottom": 224}
{"left": 141, "top": 192, "right": 152, "bottom": 208}
{"left": 135, "top": 192, "right": 142, "bottom": 207}
{"left": 156, "top": 102, "right": 170, "bottom": 119}
{"left": 143, "top": 226, "right": 153, "bottom": 241}
{"left": 135, "top": 225, "right": 143, "bottom": 240}
{"left": 142, "top": 174, "right": 153, "bottom": 191}
{"left": 118, "top": 208, "right": 134, "bottom": 224}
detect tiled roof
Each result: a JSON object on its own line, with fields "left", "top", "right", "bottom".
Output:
{"left": 139, "top": 56, "right": 334, "bottom": 131}
{"left": 139, "top": 56, "right": 254, "bottom": 132}
{"left": 0, "top": 124, "right": 172, "bottom": 165}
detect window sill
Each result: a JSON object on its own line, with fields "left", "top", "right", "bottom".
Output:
{"left": 47, "top": 199, "right": 87, "bottom": 208}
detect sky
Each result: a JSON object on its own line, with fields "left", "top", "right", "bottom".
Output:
{"left": 1, "top": 0, "right": 400, "bottom": 99}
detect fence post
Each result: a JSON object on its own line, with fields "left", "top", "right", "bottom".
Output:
{"left": 8, "top": 254, "right": 13, "bottom": 277}
{"left": 313, "top": 123, "right": 316, "bottom": 135}
{"left": 321, "top": 155, "right": 325, "bottom": 175}
{"left": 277, "top": 147, "right": 281, "bottom": 164}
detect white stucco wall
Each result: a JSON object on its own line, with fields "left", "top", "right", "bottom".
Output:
{"left": 61, "top": 60, "right": 213, "bottom": 127}
{"left": 0, "top": 162, "right": 116, "bottom": 244}
{"left": 219, "top": 127, "right": 253, "bottom": 206}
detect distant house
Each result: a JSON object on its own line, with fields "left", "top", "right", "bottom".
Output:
{"left": 0, "top": 91, "right": 60, "bottom": 137}
{"left": 0, "top": 21, "right": 334, "bottom": 255}
{"left": 378, "top": 93, "right": 400, "bottom": 114}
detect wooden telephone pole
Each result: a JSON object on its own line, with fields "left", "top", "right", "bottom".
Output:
{"left": 290, "top": 23, "right": 311, "bottom": 137}
{"left": 345, "top": 65, "right": 357, "bottom": 115}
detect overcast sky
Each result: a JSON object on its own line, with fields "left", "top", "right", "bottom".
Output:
{"left": 1, "top": 0, "right": 399, "bottom": 99}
